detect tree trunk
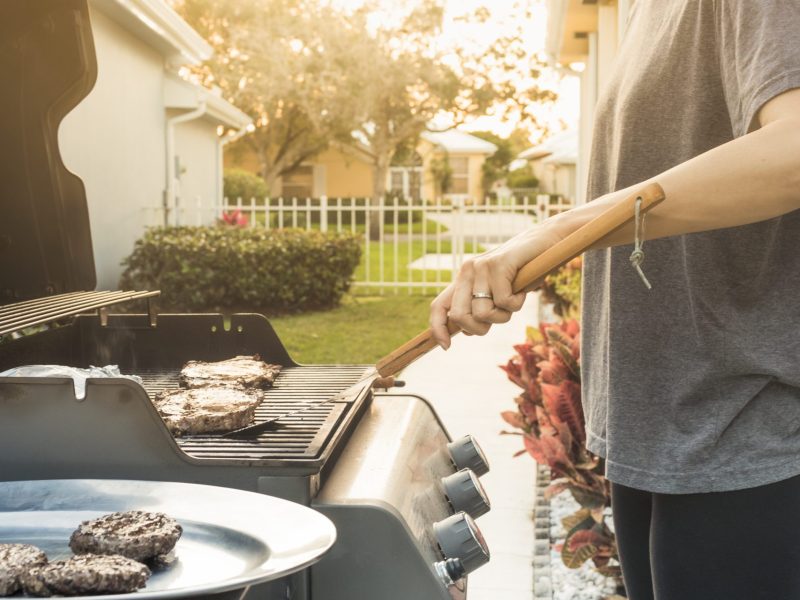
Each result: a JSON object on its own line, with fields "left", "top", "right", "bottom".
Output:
{"left": 370, "top": 153, "right": 390, "bottom": 241}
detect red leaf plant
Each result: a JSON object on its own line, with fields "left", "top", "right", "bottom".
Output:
{"left": 220, "top": 209, "right": 249, "bottom": 228}
{"left": 501, "top": 320, "right": 621, "bottom": 580}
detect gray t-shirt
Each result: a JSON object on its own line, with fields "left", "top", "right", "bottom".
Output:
{"left": 582, "top": 0, "right": 800, "bottom": 493}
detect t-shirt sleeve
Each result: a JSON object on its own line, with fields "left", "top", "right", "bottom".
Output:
{"left": 716, "top": 0, "right": 800, "bottom": 137}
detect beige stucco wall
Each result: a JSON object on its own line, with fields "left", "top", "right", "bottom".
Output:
{"left": 312, "top": 147, "right": 374, "bottom": 198}
{"left": 172, "top": 114, "right": 220, "bottom": 222}
{"left": 59, "top": 7, "right": 166, "bottom": 290}
{"left": 226, "top": 139, "right": 490, "bottom": 201}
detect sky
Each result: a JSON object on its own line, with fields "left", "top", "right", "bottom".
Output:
{"left": 328, "top": 0, "right": 580, "bottom": 144}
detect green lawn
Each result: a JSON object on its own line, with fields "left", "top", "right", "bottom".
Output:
{"left": 353, "top": 239, "right": 484, "bottom": 295}
{"left": 268, "top": 295, "right": 433, "bottom": 364}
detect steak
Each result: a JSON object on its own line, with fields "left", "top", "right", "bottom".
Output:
{"left": 180, "top": 355, "right": 281, "bottom": 389}
{"left": 0, "top": 544, "right": 48, "bottom": 596}
{"left": 70, "top": 511, "right": 182, "bottom": 562}
{"left": 153, "top": 387, "right": 263, "bottom": 436}
{"left": 20, "top": 554, "right": 150, "bottom": 596}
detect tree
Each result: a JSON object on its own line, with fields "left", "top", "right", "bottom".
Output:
{"left": 344, "top": 0, "right": 555, "bottom": 234}
{"left": 175, "top": 0, "right": 363, "bottom": 193}
{"left": 472, "top": 129, "right": 532, "bottom": 197}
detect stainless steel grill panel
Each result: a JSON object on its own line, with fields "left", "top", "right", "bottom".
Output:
{"left": 135, "top": 365, "right": 369, "bottom": 461}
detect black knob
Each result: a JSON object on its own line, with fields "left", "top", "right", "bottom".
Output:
{"left": 442, "top": 469, "right": 491, "bottom": 518}
{"left": 447, "top": 435, "right": 489, "bottom": 476}
{"left": 433, "top": 512, "right": 490, "bottom": 574}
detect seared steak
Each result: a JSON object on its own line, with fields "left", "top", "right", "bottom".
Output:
{"left": 0, "top": 543, "right": 48, "bottom": 596}
{"left": 21, "top": 554, "right": 150, "bottom": 596}
{"left": 179, "top": 355, "right": 281, "bottom": 389}
{"left": 153, "top": 387, "right": 262, "bottom": 436}
{"left": 70, "top": 511, "right": 182, "bottom": 562}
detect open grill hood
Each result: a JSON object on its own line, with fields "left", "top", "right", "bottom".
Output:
{"left": 0, "top": 0, "right": 98, "bottom": 302}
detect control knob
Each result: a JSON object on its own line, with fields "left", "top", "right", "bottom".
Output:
{"left": 447, "top": 435, "right": 489, "bottom": 476}
{"left": 441, "top": 469, "right": 490, "bottom": 518}
{"left": 433, "top": 512, "right": 490, "bottom": 575}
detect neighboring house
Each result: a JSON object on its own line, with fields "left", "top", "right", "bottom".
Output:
{"left": 519, "top": 129, "right": 578, "bottom": 201}
{"left": 58, "top": 0, "right": 252, "bottom": 290}
{"left": 225, "top": 129, "right": 498, "bottom": 203}
{"left": 545, "top": 0, "right": 632, "bottom": 204}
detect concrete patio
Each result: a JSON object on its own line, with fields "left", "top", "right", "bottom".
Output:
{"left": 401, "top": 294, "right": 540, "bottom": 600}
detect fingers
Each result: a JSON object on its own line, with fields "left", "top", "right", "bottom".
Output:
{"left": 471, "top": 259, "right": 514, "bottom": 325}
{"left": 430, "top": 284, "right": 455, "bottom": 349}
{"left": 448, "top": 261, "right": 491, "bottom": 337}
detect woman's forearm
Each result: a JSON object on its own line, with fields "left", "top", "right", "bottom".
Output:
{"left": 543, "top": 117, "right": 800, "bottom": 248}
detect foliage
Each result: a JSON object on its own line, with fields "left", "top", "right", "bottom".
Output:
{"left": 471, "top": 129, "right": 532, "bottom": 196}
{"left": 501, "top": 319, "right": 621, "bottom": 580}
{"left": 223, "top": 168, "right": 268, "bottom": 200}
{"left": 220, "top": 209, "right": 249, "bottom": 228}
{"left": 507, "top": 164, "right": 539, "bottom": 190}
{"left": 119, "top": 227, "right": 360, "bottom": 313}
{"left": 540, "top": 257, "right": 583, "bottom": 318}
{"left": 176, "top": 0, "right": 364, "bottom": 191}
{"left": 429, "top": 155, "right": 453, "bottom": 195}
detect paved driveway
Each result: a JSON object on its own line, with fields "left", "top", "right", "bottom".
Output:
{"left": 401, "top": 294, "right": 540, "bottom": 600}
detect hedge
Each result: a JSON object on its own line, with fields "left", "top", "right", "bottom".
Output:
{"left": 119, "top": 227, "right": 361, "bottom": 313}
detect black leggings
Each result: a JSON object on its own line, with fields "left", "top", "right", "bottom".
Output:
{"left": 612, "top": 474, "right": 800, "bottom": 600}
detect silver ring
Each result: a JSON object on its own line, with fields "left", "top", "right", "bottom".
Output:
{"left": 472, "top": 291, "right": 493, "bottom": 300}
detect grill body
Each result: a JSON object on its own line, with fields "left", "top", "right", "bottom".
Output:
{"left": 0, "top": 313, "right": 469, "bottom": 600}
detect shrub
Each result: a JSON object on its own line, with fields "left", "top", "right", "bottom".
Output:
{"left": 540, "top": 256, "right": 582, "bottom": 318}
{"left": 501, "top": 320, "right": 620, "bottom": 578}
{"left": 507, "top": 164, "right": 539, "bottom": 190}
{"left": 119, "top": 227, "right": 361, "bottom": 313}
{"left": 224, "top": 168, "right": 269, "bottom": 199}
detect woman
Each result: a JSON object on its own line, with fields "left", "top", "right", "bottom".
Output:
{"left": 430, "top": 2, "right": 800, "bottom": 599}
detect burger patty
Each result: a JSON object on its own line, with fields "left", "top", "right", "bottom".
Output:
{"left": 70, "top": 511, "right": 182, "bottom": 562}
{"left": 20, "top": 554, "right": 150, "bottom": 597}
{"left": 0, "top": 543, "right": 48, "bottom": 596}
{"left": 179, "top": 355, "right": 281, "bottom": 389}
{"left": 153, "top": 386, "right": 263, "bottom": 436}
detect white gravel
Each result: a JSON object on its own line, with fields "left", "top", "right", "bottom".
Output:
{"left": 534, "top": 468, "right": 616, "bottom": 600}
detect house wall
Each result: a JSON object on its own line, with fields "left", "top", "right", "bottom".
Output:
{"left": 312, "top": 148, "right": 374, "bottom": 198}
{"left": 59, "top": 7, "right": 166, "bottom": 290}
{"left": 172, "top": 114, "right": 219, "bottom": 222}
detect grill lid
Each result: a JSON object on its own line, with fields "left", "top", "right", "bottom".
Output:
{"left": 0, "top": 0, "right": 97, "bottom": 302}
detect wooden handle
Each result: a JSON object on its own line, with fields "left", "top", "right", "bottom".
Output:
{"left": 375, "top": 183, "right": 666, "bottom": 377}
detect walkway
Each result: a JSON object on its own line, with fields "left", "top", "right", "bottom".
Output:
{"left": 426, "top": 211, "right": 535, "bottom": 239}
{"left": 401, "top": 294, "right": 541, "bottom": 600}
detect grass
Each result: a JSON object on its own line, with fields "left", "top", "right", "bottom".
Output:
{"left": 268, "top": 294, "right": 433, "bottom": 364}
{"left": 353, "top": 239, "right": 484, "bottom": 295}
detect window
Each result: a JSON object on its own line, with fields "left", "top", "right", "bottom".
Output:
{"left": 388, "top": 167, "right": 422, "bottom": 200}
{"left": 282, "top": 166, "right": 313, "bottom": 198}
{"left": 449, "top": 156, "right": 469, "bottom": 195}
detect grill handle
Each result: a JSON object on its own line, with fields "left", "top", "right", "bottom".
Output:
{"left": 375, "top": 183, "right": 666, "bottom": 377}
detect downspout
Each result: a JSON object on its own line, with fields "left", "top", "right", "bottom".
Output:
{"left": 216, "top": 125, "right": 252, "bottom": 210}
{"left": 164, "top": 101, "right": 207, "bottom": 226}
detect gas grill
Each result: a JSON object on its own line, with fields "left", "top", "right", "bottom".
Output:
{"left": 0, "top": 2, "right": 493, "bottom": 599}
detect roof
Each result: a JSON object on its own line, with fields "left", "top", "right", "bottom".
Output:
{"left": 421, "top": 130, "right": 498, "bottom": 155}
{"left": 164, "top": 76, "right": 253, "bottom": 130}
{"left": 90, "top": 0, "right": 212, "bottom": 66}
{"left": 519, "top": 129, "right": 577, "bottom": 164}
{"left": 545, "top": 0, "right": 596, "bottom": 65}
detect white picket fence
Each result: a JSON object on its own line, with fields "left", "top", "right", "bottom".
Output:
{"left": 158, "top": 195, "right": 572, "bottom": 295}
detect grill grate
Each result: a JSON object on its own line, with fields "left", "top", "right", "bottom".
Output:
{"left": 136, "top": 365, "right": 369, "bottom": 461}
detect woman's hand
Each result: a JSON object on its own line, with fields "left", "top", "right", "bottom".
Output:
{"left": 429, "top": 224, "right": 563, "bottom": 349}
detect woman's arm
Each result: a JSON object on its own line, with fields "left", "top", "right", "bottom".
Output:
{"left": 430, "top": 88, "right": 800, "bottom": 348}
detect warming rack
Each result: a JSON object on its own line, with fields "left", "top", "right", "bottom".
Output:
{"left": 0, "top": 290, "right": 159, "bottom": 337}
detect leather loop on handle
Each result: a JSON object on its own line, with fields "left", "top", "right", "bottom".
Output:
{"left": 375, "top": 183, "right": 666, "bottom": 377}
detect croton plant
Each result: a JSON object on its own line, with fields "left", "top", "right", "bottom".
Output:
{"left": 501, "top": 261, "right": 622, "bottom": 582}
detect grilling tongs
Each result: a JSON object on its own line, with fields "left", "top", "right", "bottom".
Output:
{"left": 224, "top": 183, "right": 666, "bottom": 438}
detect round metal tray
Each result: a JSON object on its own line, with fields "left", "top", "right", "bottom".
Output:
{"left": 0, "top": 479, "right": 337, "bottom": 598}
